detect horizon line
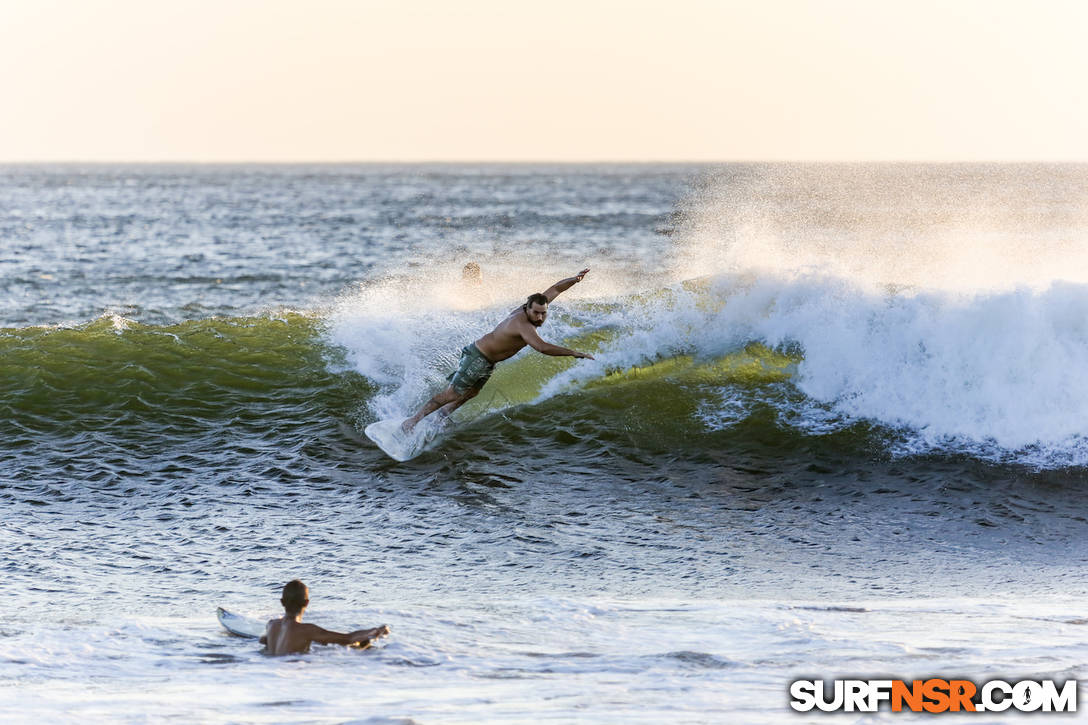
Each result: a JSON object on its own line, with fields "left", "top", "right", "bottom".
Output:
{"left": 3, "top": 159, "right": 1088, "bottom": 165}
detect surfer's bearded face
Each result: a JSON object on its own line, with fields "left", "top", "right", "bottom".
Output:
{"left": 526, "top": 302, "right": 547, "bottom": 327}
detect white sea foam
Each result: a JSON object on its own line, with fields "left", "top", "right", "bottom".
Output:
{"left": 3, "top": 597, "right": 1084, "bottom": 723}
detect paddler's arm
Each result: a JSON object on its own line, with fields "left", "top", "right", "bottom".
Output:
{"left": 542, "top": 268, "right": 589, "bottom": 302}
{"left": 305, "top": 622, "right": 391, "bottom": 647}
{"left": 521, "top": 325, "right": 595, "bottom": 360}
{"left": 348, "top": 624, "right": 391, "bottom": 647}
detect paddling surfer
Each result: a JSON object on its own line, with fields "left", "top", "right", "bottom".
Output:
{"left": 403, "top": 268, "right": 595, "bottom": 432}
{"left": 259, "top": 580, "right": 390, "bottom": 655}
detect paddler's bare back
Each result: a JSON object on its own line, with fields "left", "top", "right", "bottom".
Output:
{"left": 264, "top": 617, "right": 317, "bottom": 655}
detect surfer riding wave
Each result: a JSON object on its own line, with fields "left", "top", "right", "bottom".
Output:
{"left": 403, "top": 269, "right": 595, "bottom": 432}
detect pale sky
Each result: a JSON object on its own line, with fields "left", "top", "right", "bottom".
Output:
{"left": 1, "top": 0, "right": 1086, "bottom": 162}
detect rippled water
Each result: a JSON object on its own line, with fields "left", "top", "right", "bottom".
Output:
{"left": 3, "top": 164, "right": 1088, "bottom": 722}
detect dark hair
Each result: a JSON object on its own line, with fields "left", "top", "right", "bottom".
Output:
{"left": 281, "top": 579, "right": 309, "bottom": 615}
{"left": 524, "top": 293, "right": 548, "bottom": 309}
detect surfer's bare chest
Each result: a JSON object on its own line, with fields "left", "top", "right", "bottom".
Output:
{"left": 476, "top": 314, "right": 530, "bottom": 361}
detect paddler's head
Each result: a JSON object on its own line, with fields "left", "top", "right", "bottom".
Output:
{"left": 281, "top": 579, "right": 309, "bottom": 616}
{"left": 462, "top": 262, "right": 482, "bottom": 286}
{"left": 523, "top": 293, "right": 548, "bottom": 327}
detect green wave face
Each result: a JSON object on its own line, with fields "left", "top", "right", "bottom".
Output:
{"left": 440, "top": 338, "right": 835, "bottom": 463}
{"left": 594, "top": 343, "right": 797, "bottom": 387}
{"left": 0, "top": 314, "right": 372, "bottom": 439}
{"left": 459, "top": 337, "right": 797, "bottom": 416}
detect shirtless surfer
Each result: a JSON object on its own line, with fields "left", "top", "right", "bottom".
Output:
{"left": 403, "top": 268, "right": 595, "bottom": 432}
{"left": 259, "top": 580, "right": 390, "bottom": 655}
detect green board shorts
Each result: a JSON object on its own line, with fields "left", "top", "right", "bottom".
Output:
{"left": 447, "top": 343, "right": 495, "bottom": 394}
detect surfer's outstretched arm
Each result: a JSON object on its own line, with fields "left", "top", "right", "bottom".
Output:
{"left": 543, "top": 268, "right": 589, "bottom": 302}
{"left": 521, "top": 325, "right": 594, "bottom": 360}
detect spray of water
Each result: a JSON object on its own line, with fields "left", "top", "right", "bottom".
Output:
{"left": 667, "top": 164, "right": 1088, "bottom": 465}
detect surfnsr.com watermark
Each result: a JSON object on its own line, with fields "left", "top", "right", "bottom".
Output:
{"left": 789, "top": 679, "right": 1077, "bottom": 713}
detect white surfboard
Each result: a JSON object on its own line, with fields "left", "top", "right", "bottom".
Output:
{"left": 364, "top": 417, "right": 442, "bottom": 461}
{"left": 217, "top": 607, "right": 265, "bottom": 639}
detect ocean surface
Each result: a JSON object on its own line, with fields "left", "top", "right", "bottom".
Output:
{"left": 3, "top": 163, "right": 1088, "bottom": 723}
